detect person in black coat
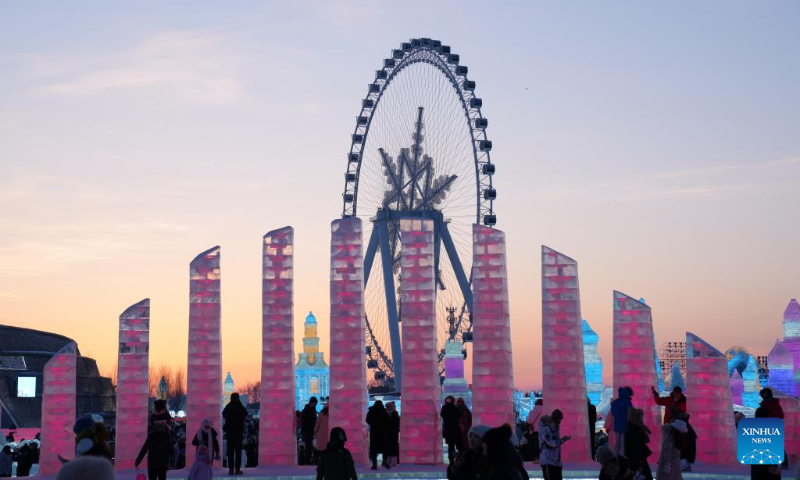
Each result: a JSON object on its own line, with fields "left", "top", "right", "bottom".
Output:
{"left": 316, "top": 427, "right": 357, "bottom": 480}
{"left": 366, "top": 400, "right": 391, "bottom": 470}
{"left": 135, "top": 423, "right": 173, "bottom": 480}
{"left": 441, "top": 396, "right": 463, "bottom": 465}
{"left": 587, "top": 398, "right": 597, "bottom": 460}
{"left": 482, "top": 425, "right": 529, "bottom": 480}
{"left": 674, "top": 411, "right": 697, "bottom": 471}
{"left": 623, "top": 408, "right": 653, "bottom": 480}
{"left": 385, "top": 401, "right": 400, "bottom": 467}
{"left": 301, "top": 397, "right": 319, "bottom": 464}
{"left": 222, "top": 392, "right": 248, "bottom": 475}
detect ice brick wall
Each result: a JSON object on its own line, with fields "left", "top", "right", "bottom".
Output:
{"left": 259, "top": 227, "right": 296, "bottom": 465}
{"left": 115, "top": 299, "right": 150, "bottom": 471}
{"left": 187, "top": 246, "right": 222, "bottom": 440}
{"left": 398, "top": 219, "right": 442, "bottom": 464}
{"left": 541, "top": 246, "right": 590, "bottom": 462}
{"left": 40, "top": 343, "right": 77, "bottom": 475}
{"left": 328, "top": 218, "right": 368, "bottom": 464}
{"left": 686, "top": 332, "right": 736, "bottom": 465}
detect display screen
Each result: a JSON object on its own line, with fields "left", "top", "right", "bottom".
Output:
{"left": 17, "top": 377, "right": 36, "bottom": 397}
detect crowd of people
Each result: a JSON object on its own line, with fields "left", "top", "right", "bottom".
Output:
{"left": 0, "top": 434, "right": 40, "bottom": 477}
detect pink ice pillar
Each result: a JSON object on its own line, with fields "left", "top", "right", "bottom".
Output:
{"left": 187, "top": 246, "right": 222, "bottom": 441}
{"left": 259, "top": 227, "right": 296, "bottom": 466}
{"left": 472, "top": 224, "right": 515, "bottom": 428}
{"left": 39, "top": 342, "right": 77, "bottom": 476}
{"left": 541, "top": 246, "right": 590, "bottom": 462}
{"left": 399, "top": 219, "right": 443, "bottom": 464}
{"left": 685, "top": 332, "right": 736, "bottom": 465}
{"left": 782, "top": 299, "right": 800, "bottom": 392}
{"left": 729, "top": 370, "right": 744, "bottom": 406}
{"left": 612, "top": 292, "right": 662, "bottom": 460}
{"left": 328, "top": 218, "right": 368, "bottom": 464}
{"left": 775, "top": 391, "right": 800, "bottom": 465}
{"left": 115, "top": 299, "right": 151, "bottom": 472}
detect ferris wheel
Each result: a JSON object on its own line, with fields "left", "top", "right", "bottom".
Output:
{"left": 341, "top": 38, "right": 496, "bottom": 391}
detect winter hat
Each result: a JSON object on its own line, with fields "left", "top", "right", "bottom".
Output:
{"left": 469, "top": 424, "right": 491, "bottom": 438}
{"left": 153, "top": 399, "right": 167, "bottom": 410}
{"left": 330, "top": 427, "right": 347, "bottom": 443}
{"left": 73, "top": 416, "right": 94, "bottom": 435}
{"left": 596, "top": 445, "right": 616, "bottom": 465}
{"left": 482, "top": 424, "right": 512, "bottom": 450}
{"left": 669, "top": 419, "right": 688, "bottom": 433}
{"left": 201, "top": 418, "right": 213, "bottom": 429}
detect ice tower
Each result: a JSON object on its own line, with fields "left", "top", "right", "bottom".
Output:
{"left": 783, "top": 299, "right": 800, "bottom": 392}
{"left": 612, "top": 292, "right": 662, "bottom": 459}
{"left": 668, "top": 362, "right": 685, "bottom": 392}
{"left": 730, "top": 370, "right": 743, "bottom": 406}
{"left": 442, "top": 339, "right": 470, "bottom": 406}
{"left": 295, "top": 311, "right": 330, "bottom": 410}
{"left": 328, "top": 218, "right": 368, "bottom": 464}
{"left": 187, "top": 246, "right": 222, "bottom": 442}
{"left": 399, "top": 219, "right": 443, "bottom": 464}
{"left": 259, "top": 224, "right": 296, "bottom": 466}
{"left": 472, "top": 225, "right": 515, "bottom": 428}
{"left": 741, "top": 355, "right": 761, "bottom": 409}
{"left": 767, "top": 339, "right": 795, "bottom": 396}
{"left": 541, "top": 246, "right": 590, "bottom": 462}
{"left": 39, "top": 343, "right": 77, "bottom": 475}
{"left": 115, "top": 299, "right": 150, "bottom": 472}
{"left": 582, "top": 319, "right": 603, "bottom": 406}
{"left": 223, "top": 372, "right": 235, "bottom": 406}
{"left": 686, "top": 332, "right": 736, "bottom": 465}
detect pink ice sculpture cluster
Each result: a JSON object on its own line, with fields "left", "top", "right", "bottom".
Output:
{"left": 39, "top": 343, "right": 77, "bottom": 476}
{"left": 328, "top": 218, "right": 368, "bottom": 464}
{"left": 115, "top": 299, "right": 150, "bottom": 472}
{"left": 259, "top": 227, "right": 297, "bottom": 465}
{"left": 541, "top": 246, "right": 590, "bottom": 462}
{"left": 686, "top": 332, "right": 736, "bottom": 465}
{"left": 398, "top": 219, "right": 443, "bottom": 464}
{"left": 186, "top": 246, "right": 222, "bottom": 442}
{"left": 782, "top": 299, "right": 800, "bottom": 393}
{"left": 471, "top": 225, "right": 514, "bottom": 428}
{"left": 612, "top": 291, "right": 661, "bottom": 459}
{"left": 767, "top": 339, "right": 795, "bottom": 396}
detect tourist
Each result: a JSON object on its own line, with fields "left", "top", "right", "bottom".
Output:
{"left": 609, "top": 387, "right": 632, "bottom": 456}
{"left": 74, "top": 416, "right": 113, "bottom": 460}
{"left": 656, "top": 418, "right": 687, "bottom": 480}
{"left": 135, "top": 423, "right": 173, "bottom": 480}
{"left": 596, "top": 445, "right": 629, "bottom": 480}
{"left": 539, "top": 409, "right": 571, "bottom": 480}
{"left": 0, "top": 445, "right": 12, "bottom": 477}
{"left": 527, "top": 398, "right": 544, "bottom": 431}
{"left": 191, "top": 419, "right": 221, "bottom": 466}
{"left": 301, "top": 397, "right": 319, "bottom": 464}
{"left": 652, "top": 386, "right": 687, "bottom": 424}
{"left": 673, "top": 412, "right": 696, "bottom": 472}
{"left": 150, "top": 399, "right": 173, "bottom": 431}
{"left": 751, "top": 407, "right": 781, "bottom": 480}
{"left": 315, "top": 403, "right": 330, "bottom": 454}
{"left": 483, "top": 424, "right": 528, "bottom": 480}
{"left": 244, "top": 435, "right": 258, "bottom": 468}
{"left": 447, "top": 424, "right": 489, "bottom": 480}
{"left": 456, "top": 397, "right": 473, "bottom": 453}
{"left": 15, "top": 442, "right": 37, "bottom": 477}
{"left": 222, "top": 392, "right": 247, "bottom": 475}
{"left": 623, "top": 408, "right": 653, "bottom": 480}
{"left": 759, "top": 388, "right": 785, "bottom": 419}
{"left": 366, "top": 400, "right": 390, "bottom": 470}
{"left": 587, "top": 397, "right": 597, "bottom": 460}
{"left": 187, "top": 445, "right": 213, "bottom": 480}
{"left": 440, "top": 395, "right": 463, "bottom": 465}
{"left": 55, "top": 456, "right": 115, "bottom": 480}
{"left": 385, "top": 401, "right": 400, "bottom": 467}
{"left": 316, "top": 427, "right": 357, "bottom": 480}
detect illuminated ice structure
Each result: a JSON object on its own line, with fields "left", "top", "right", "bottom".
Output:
{"left": 187, "top": 246, "right": 222, "bottom": 443}
{"left": 260, "top": 226, "right": 297, "bottom": 465}
{"left": 223, "top": 372, "right": 235, "bottom": 407}
{"left": 115, "top": 299, "right": 150, "bottom": 472}
{"left": 328, "top": 218, "right": 368, "bottom": 464}
{"left": 741, "top": 355, "right": 761, "bottom": 409}
{"left": 471, "top": 225, "right": 515, "bottom": 428}
{"left": 39, "top": 343, "right": 77, "bottom": 475}
{"left": 767, "top": 339, "right": 795, "bottom": 396}
{"left": 612, "top": 292, "right": 662, "bottom": 459}
{"left": 582, "top": 319, "right": 603, "bottom": 406}
{"left": 775, "top": 390, "right": 800, "bottom": 466}
{"left": 729, "top": 370, "right": 744, "bottom": 406}
{"left": 668, "top": 361, "right": 685, "bottom": 392}
{"left": 782, "top": 299, "right": 800, "bottom": 392}
{"left": 295, "top": 311, "right": 330, "bottom": 410}
{"left": 442, "top": 339, "right": 470, "bottom": 407}
{"left": 686, "top": 332, "right": 736, "bottom": 465}
{"left": 398, "top": 219, "right": 442, "bottom": 464}
{"left": 541, "top": 246, "right": 590, "bottom": 462}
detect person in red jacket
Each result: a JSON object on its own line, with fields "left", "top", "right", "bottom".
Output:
{"left": 759, "top": 388, "right": 785, "bottom": 419}
{"left": 651, "top": 386, "right": 687, "bottom": 424}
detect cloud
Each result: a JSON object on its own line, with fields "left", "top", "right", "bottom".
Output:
{"left": 37, "top": 31, "right": 243, "bottom": 106}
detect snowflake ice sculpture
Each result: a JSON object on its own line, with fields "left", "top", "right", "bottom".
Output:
{"left": 740, "top": 449, "right": 782, "bottom": 465}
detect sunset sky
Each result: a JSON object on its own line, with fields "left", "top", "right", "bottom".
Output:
{"left": 1, "top": 2, "right": 798, "bottom": 391}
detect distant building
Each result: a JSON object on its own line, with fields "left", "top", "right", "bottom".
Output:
{"left": 0, "top": 325, "right": 115, "bottom": 428}
{"left": 659, "top": 341, "right": 686, "bottom": 380}
{"left": 222, "top": 372, "right": 235, "bottom": 408}
{"left": 295, "top": 312, "right": 329, "bottom": 409}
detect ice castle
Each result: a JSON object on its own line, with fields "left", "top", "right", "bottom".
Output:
{"left": 582, "top": 318, "right": 603, "bottom": 405}
{"left": 295, "top": 311, "right": 330, "bottom": 409}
